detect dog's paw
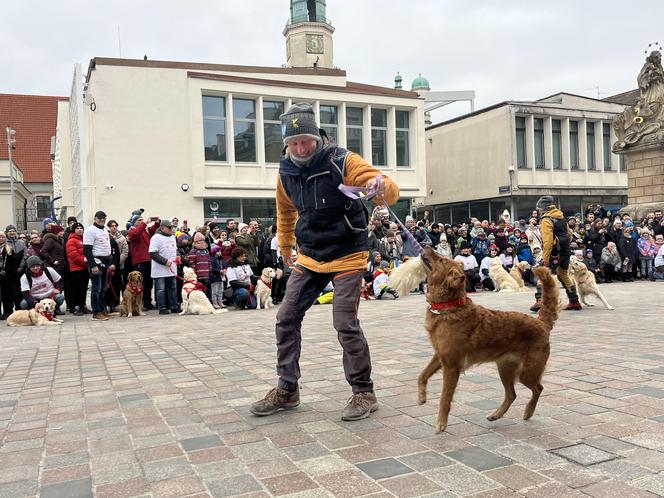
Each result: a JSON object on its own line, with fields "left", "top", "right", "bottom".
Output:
{"left": 435, "top": 422, "right": 447, "bottom": 434}
{"left": 486, "top": 412, "right": 501, "bottom": 421}
{"left": 607, "top": 306, "right": 615, "bottom": 311}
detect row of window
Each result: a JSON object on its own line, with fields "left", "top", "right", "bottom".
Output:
{"left": 516, "top": 117, "right": 625, "bottom": 172}
{"left": 203, "top": 96, "right": 412, "bottom": 167}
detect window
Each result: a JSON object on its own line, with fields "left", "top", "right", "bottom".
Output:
{"left": 36, "top": 196, "right": 51, "bottom": 219}
{"left": 586, "top": 122, "right": 596, "bottom": 170}
{"left": 516, "top": 116, "right": 527, "bottom": 168}
{"left": 203, "top": 96, "right": 226, "bottom": 161}
{"left": 263, "top": 100, "right": 284, "bottom": 163}
{"left": 396, "top": 110, "right": 410, "bottom": 167}
{"left": 320, "top": 105, "right": 338, "bottom": 144}
{"left": 620, "top": 154, "right": 626, "bottom": 172}
{"left": 243, "top": 198, "right": 277, "bottom": 226}
{"left": 233, "top": 98, "right": 256, "bottom": 162}
{"left": 371, "top": 109, "right": 387, "bottom": 166}
{"left": 534, "top": 118, "right": 545, "bottom": 169}
{"left": 570, "top": 120, "right": 579, "bottom": 170}
{"left": 552, "top": 119, "right": 562, "bottom": 169}
{"left": 346, "top": 106, "right": 363, "bottom": 155}
{"left": 203, "top": 198, "right": 241, "bottom": 221}
{"left": 603, "top": 123, "right": 612, "bottom": 171}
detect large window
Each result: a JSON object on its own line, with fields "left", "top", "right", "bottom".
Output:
{"left": 36, "top": 196, "right": 51, "bottom": 220}
{"left": 371, "top": 108, "right": 387, "bottom": 166}
{"left": 204, "top": 198, "right": 241, "bottom": 221}
{"left": 203, "top": 95, "right": 227, "bottom": 161}
{"left": 587, "top": 122, "right": 596, "bottom": 170}
{"left": 263, "top": 100, "right": 284, "bottom": 163}
{"left": 233, "top": 98, "right": 256, "bottom": 163}
{"left": 570, "top": 120, "right": 579, "bottom": 170}
{"left": 603, "top": 123, "right": 612, "bottom": 171}
{"left": 534, "top": 118, "right": 545, "bottom": 169}
{"left": 320, "top": 105, "right": 338, "bottom": 144}
{"left": 552, "top": 119, "right": 562, "bottom": 169}
{"left": 516, "top": 116, "right": 527, "bottom": 168}
{"left": 243, "top": 198, "right": 277, "bottom": 226}
{"left": 396, "top": 110, "right": 410, "bottom": 167}
{"left": 620, "top": 154, "right": 626, "bottom": 172}
{"left": 346, "top": 107, "right": 363, "bottom": 155}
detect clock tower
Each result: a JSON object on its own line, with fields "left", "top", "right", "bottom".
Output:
{"left": 284, "top": 0, "right": 334, "bottom": 69}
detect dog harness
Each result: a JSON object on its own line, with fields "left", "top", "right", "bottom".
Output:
{"left": 260, "top": 276, "right": 272, "bottom": 289}
{"left": 428, "top": 297, "right": 471, "bottom": 314}
{"left": 183, "top": 280, "right": 207, "bottom": 297}
{"left": 127, "top": 283, "right": 144, "bottom": 295}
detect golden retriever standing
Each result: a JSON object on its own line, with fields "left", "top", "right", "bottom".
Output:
{"left": 7, "top": 298, "right": 63, "bottom": 326}
{"left": 569, "top": 257, "right": 615, "bottom": 310}
{"left": 255, "top": 268, "right": 276, "bottom": 309}
{"left": 390, "top": 248, "right": 559, "bottom": 433}
{"left": 119, "top": 271, "right": 144, "bottom": 317}
{"left": 180, "top": 267, "right": 227, "bottom": 315}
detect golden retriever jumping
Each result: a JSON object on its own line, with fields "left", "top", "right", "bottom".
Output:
{"left": 390, "top": 248, "right": 559, "bottom": 433}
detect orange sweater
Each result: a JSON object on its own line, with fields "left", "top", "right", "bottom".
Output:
{"left": 276, "top": 152, "right": 400, "bottom": 273}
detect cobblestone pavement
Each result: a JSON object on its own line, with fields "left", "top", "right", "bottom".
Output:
{"left": 0, "top": 281, "right": 663, "bottom": 498}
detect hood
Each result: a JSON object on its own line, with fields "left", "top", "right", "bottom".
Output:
{"left": 542, "top": 208, "right": 564, "bottom": 220}
{"left": 42, "top": 233, "right": 61, "bottom": 242}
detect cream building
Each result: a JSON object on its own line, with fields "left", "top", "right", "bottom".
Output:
{"left": 55, "top": 1, "right": 426, "bottom": 226}
{"left": 424, "top": 93, "right": 629, "bottom": 222}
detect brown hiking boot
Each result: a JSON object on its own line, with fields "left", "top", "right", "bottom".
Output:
{"left": 250, "top": 387, "right": 300, "bottom": 416}
{"left": 341, "top": 392, "right": 379, "bottom": 421}
{"left": 529, "top": 300, "right": 542, "bottom": 312}
{"left": 564, "top": 301, "right": 582, "bottom": 311}
{"left": 91, "top": 312, "right": 108, "bottom": 321}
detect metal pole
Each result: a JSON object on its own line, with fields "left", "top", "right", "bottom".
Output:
{"left": 6, "top": 127, "right": 16, "bottom": 227}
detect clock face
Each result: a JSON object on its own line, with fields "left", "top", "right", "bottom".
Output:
{"left": 306, "top": 34, "right": 324, "bottom": 54}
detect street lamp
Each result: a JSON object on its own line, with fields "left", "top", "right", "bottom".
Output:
{"left": 5, "top": 127, "right": 17, "bottom": 227}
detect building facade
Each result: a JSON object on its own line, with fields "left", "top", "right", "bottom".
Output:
{"left": 55, "top": 1, "right": 426, "bottom": 226}
{"left": 423, "top": 93, "right": 628, "bottom": 223}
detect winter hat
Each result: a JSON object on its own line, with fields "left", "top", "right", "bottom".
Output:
{"left": 177, "top": 233, "right": 190, "bottom": 243}
{"left": 585, "top": 249, "right": 593, "bottom": 255}
{"left": 42, "top": 217, "right": 53, "bottom": 227}
{"left": 535, "top": 196, "right": 555, "bottom": 211}
{"left": 26, "top": 255, "right": 42, "bottom": 267}
{"left": 574, "top": 250, "right": 583, "bottom": 258}
{"left": 160, "top": 219, "right": 172, "bottom": 228}
{"left": 379, "top": 260, "right": 390, "bottom": 269}
{"left": 476, "top": 228, "right": 486, "bottom": 237}
{"left": 211, "top": 244, "right": 221, "bottom": 255}
{"left": 489, "top": 244, "right": 498, "bottom": 252}
{"left": 72, "top": 222, "right": 84, "bottom": 231}
{"left": 50, "top": 225, "right": 64, "bottom": 235}
{"left": 624, "top": 220, "right": 634, "bottom": 228}
{"left": 238, "top": 223, "right": 248, "bottom": 232}
{"left": 405, "top": 215, "right": 414, "bottom": 223}
{"left": 281, "top": 103, "right": 321, "bottom": 145}
{"left": 488, "top": 233, "right": 496, "bottom": 241}
{"left": 193, "top": 232, "right": 205, "bottom": 243}
{"left": 5, "top": 224, "right": 16, "bottom": 232}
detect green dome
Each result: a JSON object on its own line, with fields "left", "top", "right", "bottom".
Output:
{"left": 411, "top": 73, "right": 430, "bottom": 91}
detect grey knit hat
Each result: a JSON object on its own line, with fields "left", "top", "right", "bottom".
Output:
{"left": 280, "top": 103, "right": 321, "bottom": 144}
{"left": 535, "top": 196, "right": 555, "bottom": 211}
{"left": 26, "top": 255, "right": 43, "bottom": 268}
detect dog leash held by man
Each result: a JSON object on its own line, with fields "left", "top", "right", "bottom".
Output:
{"left": 530, "top": 196, "right": 581, "bottom": 312}
{"left": 250, "top": 103, "right": 400, "bottom": 421}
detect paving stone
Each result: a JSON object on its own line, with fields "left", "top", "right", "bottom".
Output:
{"left": 207, "top": 474, "right": 263, "bottom": 497}
{"left": 496, "top": 443, "right": 565, "bottom": 470}
{"left": 397, "top": 451, "right": 454, "bottom": 471}
{"left": 261, "top": 471, "right": 318, "bottom": 496}
{"left": 40, "top": 478, "right": 93, "bottom": 498}
{"left": 179, "top": 434, "right": 224, "bottom": 451}
{"left": 149, "top": 475, "right": 207, "bottom": 498}
{"left": 380, "top": 473, "right": 443, "bottom": 497}
{"left": 424, "top": 464, "right": 500, "bottom": 496}
{"left": 143, "top": 456, "right": 194, "bottom": 482}
{"left": 316, "top": 469, "right": 383, "bottom": 498}
{"left": 484, "top": 464, "right": 550, "bottom": 491}
{"left": 446, "top": 446, "right": 512, "bottom": 471}
{"left": 295, "top": 454, "right": 354, "bottom": 476}
{"left": 117, "top": 393, "right": 150, "bottom": 403}
{"left": 95, "top": 477, "right": 150, "bottom": 498}
{"left": 549, "top": 443, "right": 618, "bottom": 466}
{"left": 282, "top": 442, "right": 330, "bottom": 461}
{"left": 356, "top": 457, "right": 414, "bottom": 480}
{"left": 581, "top": 480, "right": 657, "bottom": 498}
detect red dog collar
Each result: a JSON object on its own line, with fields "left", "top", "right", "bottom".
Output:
{"left": 429, "top": 297, "right": 470, "bottom": 313}
{"left": 128, "top": 284, "right": 144, "bottom": 295}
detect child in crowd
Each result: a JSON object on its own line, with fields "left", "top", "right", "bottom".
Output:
{"left": 435, "top": 234, "right": 453, "bottom": 258}
{"left": 187, "top": 232, "right": 212, "bottom": 300}
{"left": 479, "top": 245, "right": 498, "bottom": 291}
{"left": 373, "top": 261, "right": 398, "bottom": 300}
{"left": 499, "top": 244, "right": 519, "bottom": 271}
{"left": 618, "top": 227, "right": 636, "bottom": 282}
{"left": 209, "top": 246, "right": 226, "bottom": 309}
{"left": 582, "top": 249, "right": 604, "bottom": 283}
{"left": 637, "top": 229, "right": 657, "bottom": 280}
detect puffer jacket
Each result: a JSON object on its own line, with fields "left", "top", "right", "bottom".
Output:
{"left": 66, "top": 233, "right": 87, "bottom": 271}
{"left": 41, "top": 233, "right": 66, "bottom": 274}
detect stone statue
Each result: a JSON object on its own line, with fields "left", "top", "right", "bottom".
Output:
{"left": 613, "top": 50, "right": 664, "bottom": 152}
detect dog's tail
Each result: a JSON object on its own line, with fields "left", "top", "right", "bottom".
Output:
{"left": 213, "top": 309, "right": 228, "bottom": 314}
{"left": 389, "top": 256, "right": 428, "bottom": 297}
{"left": 534, "top": 266, "right": 560, "bottom": 331}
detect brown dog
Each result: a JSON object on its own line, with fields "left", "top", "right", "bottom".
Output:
{"left": 119, "top": 271, "right": 144, "bottom": 317}
{"left": 415, "top": 248, "right": 559, "bottom": 433}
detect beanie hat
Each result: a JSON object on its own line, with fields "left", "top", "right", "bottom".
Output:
{"left": 281, "top": 103, "right": 321, "bottom": 145}
{"left": 405, "top": 215, "right": 414, "bottom": 223}
{"left": 160, "top": 219, "right": 172, "bottom": 228}
{"left": 535, "top": 196, "right": 555, "bottom": 211}
{"left": 50, "top": 225, "right": 64, "bottom": 235}
{"left": 5, "top": 224, "right": 16, "bottom": 232}
{"left": 238, "top": 223, "right": 248, "bottom": 232}
{"left": 72, "top": 222, "right": 84, "bottom": 231}
{"left": 26, "top": 255, "right": 42, "bottom": 267}
{"left": 42, "top": 217, "right": 53, "bottom": 227}
{"left": 379, "top": 260, "right": 390, "bottom": 269}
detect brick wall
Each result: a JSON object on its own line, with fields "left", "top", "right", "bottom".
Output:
{"left": 626, "top": 149, "right": 664, "bottom": 204}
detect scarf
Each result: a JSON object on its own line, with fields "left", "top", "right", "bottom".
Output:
{"left": 289, "top": 140, "right": 324, "bottom": 167}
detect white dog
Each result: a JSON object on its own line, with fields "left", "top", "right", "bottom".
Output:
{"left": 569, "top": 256, "right": 615, "bottom": 310}
{"left": 255, "top": 267, "right": 276, "bottom": 309}
{"left": 180, "top": 267, "right": 227, "bottom": 315}
{"left": 489, "top": 257, "right": 522, "bottom": 292}
{"left": 7, "top": 298, "right": 63, "bottom": 327}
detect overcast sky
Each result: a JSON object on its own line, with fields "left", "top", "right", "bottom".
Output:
{"left": 2, "top": 1, "right": 662, "bottom": 123}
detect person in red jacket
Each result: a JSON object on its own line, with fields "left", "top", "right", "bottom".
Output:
{"left": 127, "top": 216, "right": 159, "bottom": 310}
{"left": 66, "top": 223, "right": 90, "bottom": 315}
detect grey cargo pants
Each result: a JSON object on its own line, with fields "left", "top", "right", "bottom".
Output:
{"left": 276, "top": 265, "right": 373, "bottom": 393}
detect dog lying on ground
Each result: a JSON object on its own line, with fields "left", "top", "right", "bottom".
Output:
{"left": 255, "top": 267, "right": 276, "bottom": 309}
{"left": 7, "top": 298, "right": 63, "bottom": 326}
{"left": 180, "top": 267, "right": 227, "bottom": 315}
{"left": 119, "top": 271, "right": 144, "bottom": 317}
{"left": 509, "top": 261, "right": 531, "bottom": 289}
{"left": 569, "top": 256, "right": 615, "bottom": 310}
{"left": 390, "top": 248, "right": 559, "bottom": 433}
{"left": 488, "top": 257, "right": 522, "bottom": 292}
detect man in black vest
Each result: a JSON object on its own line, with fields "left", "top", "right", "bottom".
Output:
{"left": 250, "top": 103, "right": 400, "bottom": 421}
{"left": 530, "top": 196, "right": 581, "bottom": 312}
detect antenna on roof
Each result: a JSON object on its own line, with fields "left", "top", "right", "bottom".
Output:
{"left": 144, "top": 55, "right": 148, "bottom": 61}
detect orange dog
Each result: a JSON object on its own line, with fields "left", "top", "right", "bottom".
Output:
{"left": 391, "top": 248, "right": 559, "bottom": 433}
{"left": 119, "top": 271, "right": 144, "bottom": 317}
